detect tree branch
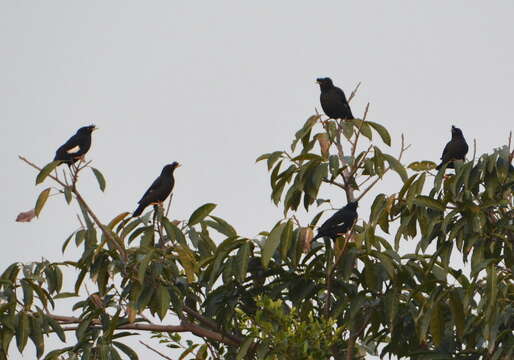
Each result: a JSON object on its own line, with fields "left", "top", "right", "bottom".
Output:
{"left": 19, "top": 156, "right": 128, "bottom": 262}
{"left": 47, "top": 313, "right": 240, "bottom": 346}
{"left": 183, "top": 305, "right": 244, "bottom": 344}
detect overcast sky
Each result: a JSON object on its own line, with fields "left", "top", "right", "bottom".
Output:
{"left": 1, "top": 1, "right": 513, "bottom": 359}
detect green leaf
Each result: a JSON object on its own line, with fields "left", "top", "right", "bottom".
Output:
{"left": 414, "top": 196, "right": 446, "bottom": 212}
{"left": 236, "top": 242, "right": 250, "bottom": 282}
{"left": 112, "top": 342, "right": 138, "bottom": 360}
{"left": 29, "top": 315, "right": 44, "bottom": 358}
{"left": 91, "top": 167, "right": 106, "bottom": 191}
{"left": 156, "top": 286, "right": 171, "bottom": 320}
{"left": 15, "top": 312, "right": 29, "bottom": 352}
{"left": 162, "top": 218, "right": 187, "bottom": 245}
{"left": 367, "top": 121, "right": 391, "bottom": 146}
{"left": 408, "top": 161, "right": 437, "bottom": 171}
{"left": 255, "top": 153, "right": 271, "bottom": 163}
{"left": 53, "top": 292, "right": 78, "bottom": 299}
{"left": 341, "top": 121, "right": 353, "bottom": 140}
{"left": 64, "top": 186, "right": 73, "bottom": 204}
{"left": 35, "top": 161, "right": 60, "bottom": 185}
{"left": 236, "top": 336, "right": 254, "bottom": 360}
{"left": 46, "top": 316, "right": 66, "bottom": 342}
{"left": 261, "top": 222, "right": 285, "bottom": 268}
{"left": 280, "top": 219, "right": 293, "bottom": 259}
{"left": 430, "top": 303, "right": 443, "bottom": 346}
{"left": 207, "top": 215, "right": 237, "bottom": 237}
{"left": 266, "top": 151, "right": 284, "bottom": 170}
{"left": 188, "top": 203, "right": 217, "bottom": 226}
{"left": 291, "top": 153, "right": 323, "bottom": 162}
{"left": 35, "top": 187, "right": 51, "bottom": 217}
{"left": 449, "top": 289, "right": 465, "bottom": 339}
{"left": 383, "top": 154, "right": 408, "bottom": 182}
{"left": 353, "top": 119, "right": 372, "bottom": 140}
{"left": 21, "top": 279, "right": 33, "bottom": 308}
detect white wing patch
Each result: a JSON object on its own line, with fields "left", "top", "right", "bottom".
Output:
{"left": 66, "top": 145, "right": 81, "bottom": 154}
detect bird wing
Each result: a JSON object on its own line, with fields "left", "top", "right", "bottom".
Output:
{"left": 59, "top": 135, "right": 82, "bottom": 156}
{"left": 138, "top": 176, "right": 163, "bottom": 204}
{"left": 333, "top": 87, "right": 354, "bottom": 118}
{"left": 318, "top": 208, "right": 347, "bottom": 231}
{"left": 440, "top": 140, "right": 452, "bottom": 161}
{"left": 333, "top": 87, "right": 348, "bottom": 103}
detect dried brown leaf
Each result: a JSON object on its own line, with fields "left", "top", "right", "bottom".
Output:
{"left": 16, "top": 209, "right": 36, "bottom": 223}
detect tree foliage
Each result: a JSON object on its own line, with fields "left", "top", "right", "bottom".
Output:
{"left": 3, "top": 90, "right": 513, "bottom": 359}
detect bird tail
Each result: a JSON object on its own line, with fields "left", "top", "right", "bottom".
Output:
{"left": 132, "top": 204, "right": 146, "bottom": 217}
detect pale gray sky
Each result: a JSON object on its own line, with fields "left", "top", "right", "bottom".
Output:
{"left": 1, "top": 1, "right": 513, "bottom": 359}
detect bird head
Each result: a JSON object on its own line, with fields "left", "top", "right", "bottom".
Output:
{"left": 316, "top": 77, "right": 334, "bottom": 91}
{"left": 76, "top": 125, "right": 97, "bottom": 135}
{"left": 451, "top": 125, "right": 464, "bottom": 138}
{"left": 162, "top": 162, "right": 181, "bottom": 175}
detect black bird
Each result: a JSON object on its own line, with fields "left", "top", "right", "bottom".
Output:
{"left": 316, "top": 77, "right": 354, "bottom": 120}
{"left": 436, "top": 126, "right": 469, "bottom": 170}
{"left": 54, "top": 125, "right": 97, "bottom": 165}
{"left": 314, "top": 201, "right": 358, "bottom": 240}
{"left": 133, "top": 162, "right": 181, "bottom": 217}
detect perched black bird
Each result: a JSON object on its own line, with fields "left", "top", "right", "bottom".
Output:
{"left": 133, "top": 162, "right": 181, "bottom": 217}
{"left": 54, "top": 125, "right": 97, "bottom": 165}
{"left": 436, "top": 126, "right": 469, "bottom": 170}
{"left": 314, "top": 201, "right": 358, "bottom": 241}
{"left": 316, "top": 77, "right": 354, "bottom": 120}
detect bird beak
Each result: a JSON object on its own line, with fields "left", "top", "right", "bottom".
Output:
{"left": 316, "top": 79, "right": 321, "bottom": 84}
{"left": 93, "top": 127, "right": 99, "bottom": 131}
{"left": 176, "top": 163, "right": 182, "bottom": 167}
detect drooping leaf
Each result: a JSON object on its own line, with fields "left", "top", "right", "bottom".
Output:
{"left": 35, "top": 161, "right": 60, "bottom": 185}
{"left": 112, "top": 342, "right": 138, "bottom": 360}
{"left": 188, "top": 203, "right": 217, "bottom": 226}
{"left": 91, "top": 167, "right": 107, "bottom": 191}
{"left": 383, "top": 154, "right": 408, "bottom": 182}
{"left": 207, "top": 215, "right": 237, "bottom": 237}
{"left": 34, "top": 188, "right": 51, "bottom": 217}
{"left": 414, "top": 196, "right": 446, "bottom": 212}
{"left": 367, "top": 121, "right": 391, "bottom": 146}
{"left": 107, "top": 212, "right": 130, "bottom": 230}
{"left": 15, "top": 312, "right": 29, "bottom": 352}
{"left": 236, "top": 242, "right": 250, "bottom": 282}
{"left": 261, "top": 222, "right": 285, "bottom": 268}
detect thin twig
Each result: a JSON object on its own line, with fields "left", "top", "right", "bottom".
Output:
{"left": 347, "top": 82, "right": 361, "bottom": 103}
{"left": 139, "top": 341, "right": 174, "bottom": 360}
{"left": 19, "top": 156, "right": 66, "bottom": 187}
